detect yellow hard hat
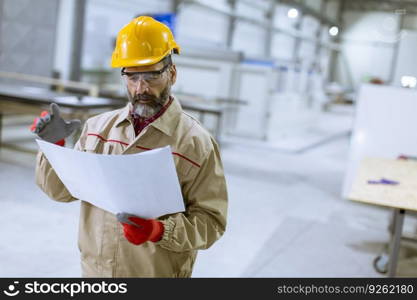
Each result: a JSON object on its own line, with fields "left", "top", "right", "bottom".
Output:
{"left": 111, "top": 16, "right": 180, "bottom": 68}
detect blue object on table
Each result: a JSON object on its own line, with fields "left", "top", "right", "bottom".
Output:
{"left": 367, "top": 178, "right": 399, "bottom": 185}
{"left": 242, "top": 59, "right": 275, "bottom": 67}
{"left": 151, "top": 13, "right": 177, "bottom": 36}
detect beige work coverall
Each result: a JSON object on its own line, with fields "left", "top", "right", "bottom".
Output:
{"left": 35, "top": 97, "right": 228, "bottom": 277}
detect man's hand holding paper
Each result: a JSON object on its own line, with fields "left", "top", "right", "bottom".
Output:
{"left": 36, "top": 140, "right": 185, "bottom": 220}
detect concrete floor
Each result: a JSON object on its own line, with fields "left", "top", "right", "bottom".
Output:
{"left": 1, "top": 111, "right": 417, "bottom": 277}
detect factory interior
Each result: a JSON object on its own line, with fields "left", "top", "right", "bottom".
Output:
{"left": 1, "top": 0, "right": 417, "bottom": 278}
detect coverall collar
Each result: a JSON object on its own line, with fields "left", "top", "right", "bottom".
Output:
{"left": 115, "top": 95, "right": 182, "bottom": 137}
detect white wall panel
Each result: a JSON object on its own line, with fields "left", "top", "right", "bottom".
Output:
{"left": 271, "top": 33, "right": 296, "bottom": 60}
{"left": 176, "top": 4, "right": 229, "bottom": 48}
{"left": 320, "top": 26, "right": 330, "bottom": 44}
{"left": 91, "top": 0, "right": 171, "bottom": 13}
{"left": 174, "top": 67, "right": 220, "bottom": 99}
{"left": 232, "top": 65, "right": 272, "bottom": 138}
{"left": 232, "top": 21, "right": 266, "bottom": 56}
{"left": 300, "top": 15, "right": 319, "bottom": 37}
{"left": 319, "top": 47, "right": 330, "bottom": 80}
{"left": 273, "top": 4, "right": 298, "bottom": 31}
{"left": 289, "top": 67, "right": 302, "bottom": 93}
{"left": 171, "top": 56, "right": 233, "bottom": 99}
{"left": 0, "top": 0, "right": 58, "bottom": 80}
{"left": 235, "top": 1, "right": 265, "bottom": 20}
{"left": 298, "top": 16, "right": 319, "bottom": 63}
{"left": 298, "top": 66, "right": 310, "bottom": 94}
{"left": 299, "top": 40, "right": 316, "bottom": 61}
{"left": 170, "top": 56, "right": 234, "bottom": 135}
{"left": 197, "top": 0, "right": 231, "bottom": 12}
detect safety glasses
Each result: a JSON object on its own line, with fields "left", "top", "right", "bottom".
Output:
{"left": 121, "top": 63, "right": 171, "bottom": 85}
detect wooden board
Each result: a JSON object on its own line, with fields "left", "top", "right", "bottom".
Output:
{"left": 349, "top": 157, "right": 417, "bottom": 212}
{"left": 342, "top": 84, "right": 417, "bottom": 198}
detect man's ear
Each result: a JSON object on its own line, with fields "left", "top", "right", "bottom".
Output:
{"left": 169, "top": 64, "right": 177, "bottom": 85}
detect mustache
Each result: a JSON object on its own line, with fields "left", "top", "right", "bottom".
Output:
{"left": 133, "top": 94, "right": 157, "bottom": 101}
{"left": 133, "top": 94, "right": 158, "bottom": 101}
{"left": 127, "top": 84, "right": 171, "bottom": 108}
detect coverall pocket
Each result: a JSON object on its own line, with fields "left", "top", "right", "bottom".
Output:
{"left": 83, "top": 135, "right": 113, "bottom": 154}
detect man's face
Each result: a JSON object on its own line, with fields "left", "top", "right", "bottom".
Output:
{"left": 123, "top": 60, "right": 177, "bottom": 118}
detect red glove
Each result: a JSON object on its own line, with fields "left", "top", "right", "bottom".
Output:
{"left": 30, "top": 110, "right": 48, "bottom": 132}
{"left": 119, "top": 214, "right": 164, "bottom": 246}
{"left": 30, "top": 110, "right": 65, "bottom": 146}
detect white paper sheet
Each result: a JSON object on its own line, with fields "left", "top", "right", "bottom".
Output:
{"left": 36, "top": 139, "right": 185, "bottom": 219}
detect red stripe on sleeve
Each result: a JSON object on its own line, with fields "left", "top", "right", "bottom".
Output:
{"left": 87, "top": 133, "right": 201, "bottom": 168}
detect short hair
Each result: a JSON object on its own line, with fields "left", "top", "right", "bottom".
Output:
{"left": 159, "top": 55, "right": 172, "bottom": 67}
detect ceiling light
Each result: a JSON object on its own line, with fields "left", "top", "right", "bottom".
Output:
{"left": 329, "top": 26, "right": 339, "bottom": 36}
{"left": 401, "top": 76, "right": 417, "bottom": 88}
{"left": 287, "top": 8, "right": 298, "bottom": 18}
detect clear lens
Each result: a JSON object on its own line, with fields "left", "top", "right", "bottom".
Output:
{"left": 125, "top": 73, "right": 161, "bottom": 84}
{"left": 122, "top": 64, "right": 170, "bottom": 85}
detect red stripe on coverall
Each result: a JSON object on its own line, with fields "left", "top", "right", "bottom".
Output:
{"left": 87, "top": 133, "right": 201, "bottom": 168}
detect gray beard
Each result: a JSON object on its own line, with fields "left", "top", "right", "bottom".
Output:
{"left": 127, "top": 85, "right": 171, "bottom": 119}
{"left": 132, "top": 103, "right": 159, "bottom": 118}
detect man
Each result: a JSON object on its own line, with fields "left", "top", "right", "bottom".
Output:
{"left": 33, "top": 16, "right": 228, "bottom": 277}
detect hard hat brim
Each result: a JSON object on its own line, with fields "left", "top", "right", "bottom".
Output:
{"left": 111, "top": 56, "right": 163, "bottom": 68}
{"left": 111, "top": 48, "right": 180, "bottom": 68}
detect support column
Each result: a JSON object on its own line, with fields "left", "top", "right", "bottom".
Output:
{"left": 226, "top": 0, "right": 237, "bottom": 49}
{"left": 388, "top": 11, "right": 405, "bottom": 85}
{"left": 264, "top": 0, "right": 276, "bottom": 58}
{"left": 328, "top": 0, "right": 344, "bottom": 83}
{"left": 388, "top": 209, "right": 405, "bottom": 277}
{"left": 69, "top": 0, "right": 87, "bottom": 82}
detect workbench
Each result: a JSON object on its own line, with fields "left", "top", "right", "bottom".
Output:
{"left": 0, "top": 84, "right": 231, "bottom": 150}
{"left": 0, "top": 84, "right": 125, "bottom": 149}
{"left": 349, "top": 157, "right": 417, "bottom": 277}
